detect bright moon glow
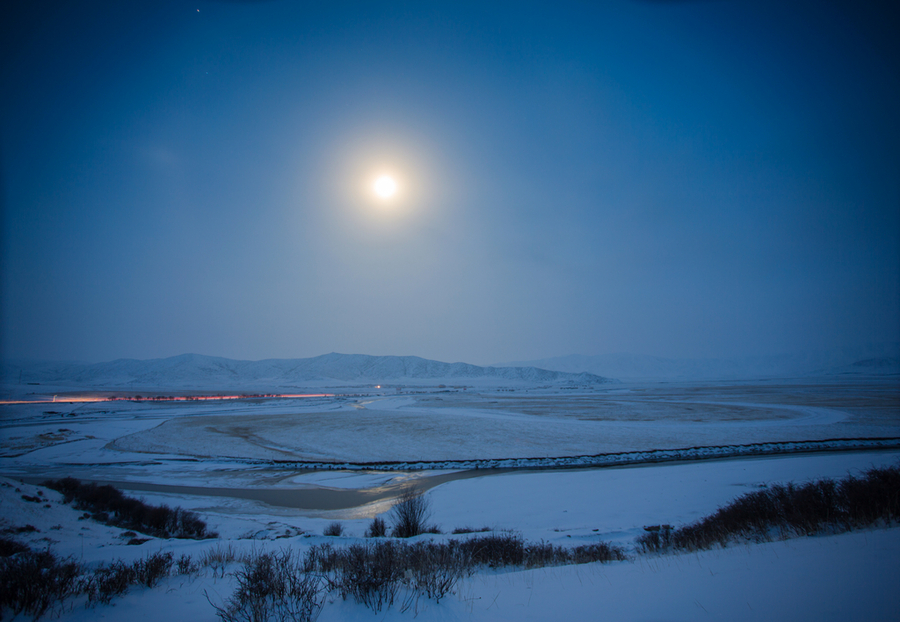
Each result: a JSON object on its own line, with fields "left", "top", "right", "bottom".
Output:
{"left": 373, "top": 175, "right": 397, "bottom": 198}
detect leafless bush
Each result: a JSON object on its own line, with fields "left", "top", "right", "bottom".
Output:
{"left": 0, "top": 548, "right": 83, "bottom": 620}
{"left": 215, "top": 533, "right": 626, "bottom": 619}
{"left": 365, "top": 517, "right": 387, "bottom": 538}
{"left": 84, "top": 551, "right": 177, "bottom": 607}
{"left": 85, "top": 560, "right": 135, "bottom": 605}
{"left": 209, "top": 550, "right": 325, "bottom": 622}
{"left": 200, "top": 543, "right": 244, "bottom": 577}
{"left": 132, "top": 551, "right": 174, "bottom": 587}
{"left": 43, "top": 477, "right": 216, "bottom": 539}
{"left": 460, "top": 532, "right": 524, "bottom": 567}
{"left": 1, "top": 544, "right": 204, "bottom": 616}
{"left": 322, "top": 522, "right": 344, "bottom": 537}
{"left": 389, "top": 487, "right": 431, "bottom": 538}
{"left": 568, "top": 542, "right": 628, "bottom": 564}
{"left": 457, "top": 533, "right": 626, "bottom": 569}
{"left": 311, "top": 540, "right": 466, "bottom": 610}
{"left": 176, "top": 553, "right": 198, "bottom": 575}
{"left": 838, "top": 465, "right": 900, "bottom": 527}
{"left": 301, "top": 544, "right": 338, "bottom": 574}
{"left": 0, "top": 536, "right": 29, "bottom": 558}
{"left": 635, "top": 525, "right": 673, "bottom": 553}
{"left": 662, "top": 464, "right": 900, "bottom": 552}
{"left": 326, "top": 542, "right": 403, "bottom": 612}
{"left": 402, "top": 541, "right": 470, "bottom": 603}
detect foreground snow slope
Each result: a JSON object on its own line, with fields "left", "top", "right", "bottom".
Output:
{"left": 4, "top": 452, "right": 899, "bottom": 621}
{"left": 6, "top": 450, "right": 899, "bottom": 557}
{"left": 40, "top": 528, "right": 900, "bottom": 622}
{"left": 1, "top": 380, "right": 897, "bottom": 620}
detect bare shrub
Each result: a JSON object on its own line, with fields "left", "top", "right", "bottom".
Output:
{"left": 402, "top": 541, "right": 470, "bottom": 603}
{"left": 200, "top": 543, "right": 241, "bottom": 566}
{"left": 323, "top": 522, "right": 344, "bottom": 537}
{"left": 302, "top": 544, "right": 338, "bottom": 574}
{"left": 389, "top": 487, "right": 431, "bottom": 538}
{"left": 460, "top": 532, "right": 524, "bottom": 567}
{"left": 0, "top": 549, "right": 82, "bottom": 619}
{"left": 451, "top": 526, "right": 490, "bottom": 534}
{"left": 569, "top": 542, "right": 628, "bottom": 564}
{"left": 365, "top": 517, "right": 387, "bottom": 538}
{"left": 838, "top": 466, "right": 900, "bottom": 527}
{"left": 326, "top": 542, "right": 403, "bottom": 613}
{"left": 455, "top": 533, "right": 626, "bottom": 569}
{"left": 132, "top": 551, "right": 174, "bottom": 588}
{"left": 227, "top": 535, "right": 626, "bottom": 618}
{"left": 176, "top": 553, "right": 198, "bottom": 575}
{"left": 0, "top": 536, "right": 29, "bottom": 558}
{"left": 210, "top": 550, "right": 325, "bottom": 622}
{"left": 85, "top": 560, "right": 135, "bottom": 606}
{"left": 635, "top": 525, "right": 673, "bottom": 553}
{"left": 43, "top": 478, "right": 216, "bottom": 539}
{"left": 200, "top": 543, "right": 243, "bottom": 578}
{"left": 663, "top": 464, "right": 900, "bottom": 552}
{"left": 1, "top": 542, "right": 213, "bottom": 616}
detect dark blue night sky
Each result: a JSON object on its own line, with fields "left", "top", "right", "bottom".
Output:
{"left": 2, "top": 0, "right": 898, "bottom": 364}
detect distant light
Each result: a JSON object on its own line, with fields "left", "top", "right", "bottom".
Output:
{"left": 373, "top": 176, "right": 397, "bottom": 199}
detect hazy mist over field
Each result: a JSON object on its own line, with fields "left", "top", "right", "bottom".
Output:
{"left": 2, "top": 0, "right": 898, "bottom": 366}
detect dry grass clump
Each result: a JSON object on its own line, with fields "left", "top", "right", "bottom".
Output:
{"left": 198, "top": 543, "right": 242, "bottom": 565}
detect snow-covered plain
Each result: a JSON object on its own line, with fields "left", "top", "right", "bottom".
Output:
{"left": 2, "top": 451, "right": 899, "bottom": 622}
{"left": 5, "top": 381, "right": 897, "bottom": 470}
{"left": 1, "top": 378, "right": 899, "bottom": 620}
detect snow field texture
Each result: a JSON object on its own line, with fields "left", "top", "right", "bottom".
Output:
{"left": 2, "top": 381, "right": 899, "bottom": 620}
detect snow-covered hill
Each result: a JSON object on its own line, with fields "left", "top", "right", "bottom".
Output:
{"left": 0, "top": 353, "right": 612, "bottom": 390}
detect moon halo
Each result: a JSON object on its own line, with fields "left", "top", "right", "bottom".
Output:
{"left": 373, "top": 175, "right": 398, "bottom": 199}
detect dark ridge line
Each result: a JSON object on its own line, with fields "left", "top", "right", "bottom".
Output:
{"left": 42, "top": 438, "right": 900, "bottom": 472}
{"left": 234, "top": 437, "right": 900, "bottom": 472}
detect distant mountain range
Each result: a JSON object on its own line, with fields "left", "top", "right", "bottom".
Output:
{"left": 498, "top": 344, "right": 900, "bottom": 381}
{"left": 0, "top": 353, "right": 611, "bottom": 390}
{"left": 3, "top": 344, "right": 897, "bottom": 393}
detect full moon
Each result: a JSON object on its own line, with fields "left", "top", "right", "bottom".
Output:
{"left": 373, "top": 175, "right": 397, "bottom": 199}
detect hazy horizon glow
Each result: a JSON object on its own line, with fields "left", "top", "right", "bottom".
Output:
{"left": 1, "top": 0, "right": 898, "bottom": 366}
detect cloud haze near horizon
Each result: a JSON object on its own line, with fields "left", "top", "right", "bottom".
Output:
{"left": 2, "top": 0, "right": 898, "bottom": 366}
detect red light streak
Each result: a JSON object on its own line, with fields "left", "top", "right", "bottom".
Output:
{"left": 0, "top": 393, "right": 333, "bottom": 405}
